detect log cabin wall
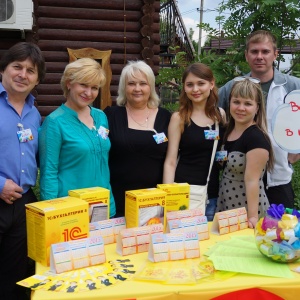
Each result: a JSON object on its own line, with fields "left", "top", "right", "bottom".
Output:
{"left": 0, "top": 0, "right": 160, "bottom": 117}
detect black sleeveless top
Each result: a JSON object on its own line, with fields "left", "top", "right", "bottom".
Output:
{"left": 175, "top": 120, "right": 224, "bottom": 199}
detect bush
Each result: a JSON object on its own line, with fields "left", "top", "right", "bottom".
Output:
{"left": 292, "top": 161, "right": 300, "bottom": 209}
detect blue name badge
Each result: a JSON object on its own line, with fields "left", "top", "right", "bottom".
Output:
{"left": 204, "top": 130, "right": 219, "bottom": 140}
{"left": 97, "top": 126, "right": 109, "bottom": 139}
{"left": 153, "top": 132, "right": 168, "bottom": 144}
{"left": 215, "top": 150, "right": 228, "bottom": 162}
{"left": 17, "top": 128, "right": 34, "bottom": 143}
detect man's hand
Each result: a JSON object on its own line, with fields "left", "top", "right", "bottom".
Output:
{"left": 0, "top": 179, "right": 23, "bottom": 204}
{"left": 288, "top": 153, "right": 300, "bottom": 164}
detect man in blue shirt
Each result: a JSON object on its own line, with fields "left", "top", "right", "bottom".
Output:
{"left": 0, "top": 42, "right": 45, "bottom": 300}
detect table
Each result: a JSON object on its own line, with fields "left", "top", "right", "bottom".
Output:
{"left": 32, "top": 227, "right": 300, "bottom": 300}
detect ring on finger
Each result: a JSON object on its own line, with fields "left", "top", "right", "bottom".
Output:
{"left": 10, "top": 197, "right": 14, "bottom": 201}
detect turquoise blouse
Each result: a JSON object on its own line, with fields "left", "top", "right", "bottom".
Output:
{"left": 39, "top": 104, "right": 116, "bottom": 217}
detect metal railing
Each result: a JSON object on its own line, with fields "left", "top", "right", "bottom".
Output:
{"left": 160, "top": 0, "right": 195, "bottom": 62}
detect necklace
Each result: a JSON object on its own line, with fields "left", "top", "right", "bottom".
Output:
{"left": 126, "top": 106, "right": 150, "bottom": 128}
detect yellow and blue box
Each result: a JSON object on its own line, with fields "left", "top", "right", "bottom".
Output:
{"left": 157, "top": 183, "right": 190, "bottom": 212}
{"left": 68, "top": 186, "right": 110, "bottom": 222}
{"left": 26, "top": 197, "right": 89, "bottom": 266}
{"left": 125, "top": 188, "right": 167, "bottom": 229}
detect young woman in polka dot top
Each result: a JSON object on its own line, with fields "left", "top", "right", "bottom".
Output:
{"left": 216, "top": 77, "right": 274, "bottom": 228}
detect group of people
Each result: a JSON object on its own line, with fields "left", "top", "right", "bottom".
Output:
{"left": 1, "top": 29, "right": 300, "bottom": 299}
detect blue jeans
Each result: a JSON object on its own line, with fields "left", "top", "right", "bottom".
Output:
{"left": 206, "top": 197, "right": 218, "bottom": 221}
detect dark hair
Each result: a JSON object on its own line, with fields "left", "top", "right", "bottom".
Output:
{"left": 0, "top": 42, "right": 46, "bottom": 82}
{"left": 178, "top": 62, "right": 222, "bottom": 132}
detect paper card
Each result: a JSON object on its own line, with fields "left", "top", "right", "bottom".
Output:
{"left": 89, "top": 217, "right": 126, "bottom": 244}
{"left": 116, "top": 223, "right": 163, "bottom": 256}
{"left": 211, "top": 207, "right": 248, "bottom": 235}
{"left": 17, "top": 274, "right": 54, "bottom": 290}
{"left": 167, "top": 216, "right": 209, "bottom": 241}
{"left": 148, "top": 231, "right": 200, "bottom": 262}
{"left": 50, "top": 236, "right": 105, "bottom": 273}
{"left": 112, "top": 217, "right": 126, "bottom": 241}
{"left": 166, "top": 208, "right": 204, "bottom": 223}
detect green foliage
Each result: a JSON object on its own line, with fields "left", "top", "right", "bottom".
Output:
{"left": 156, "top": 46, "right": 186, "bottom": 89}
{"left": 161, "top": 101, "right": 179, "bottom": 113}
{"left": 218, "top": 0, "right": 300, "bottom": 72}
{"left": 33, "top": 169, "right": 40, "bottom": 200}
{"left": 293, "top": 161, "right": 300, "bottom": 209}
{"left": 198, "top": 50, "right": 237, "bottom": 87}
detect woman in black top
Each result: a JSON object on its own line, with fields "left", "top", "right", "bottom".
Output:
{"left": 216, "top": 77, "right": 274, "bottom": 228}
{"left": 163, "top": 63, "right": 226, "bottom": 221}
{"left": 104, "top": 61, "right": 171, "bottom": 217}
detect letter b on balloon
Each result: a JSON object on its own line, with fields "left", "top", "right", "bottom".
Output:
{"left": 272, "top": 90, "right": 300, "bottom": 153}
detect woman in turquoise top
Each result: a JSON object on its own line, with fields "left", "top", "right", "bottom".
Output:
{"left": 39, "top": 58, "right": 116, "bottom": 217}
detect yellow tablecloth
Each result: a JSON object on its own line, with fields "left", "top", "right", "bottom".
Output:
{"left": 32, "top": 227, "right": 300, "bottom": 300}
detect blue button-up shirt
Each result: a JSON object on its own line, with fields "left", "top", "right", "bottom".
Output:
{"left": 0, "top": 83, "right": 41, "bottom": 194}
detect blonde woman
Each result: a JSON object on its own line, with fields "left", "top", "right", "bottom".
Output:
{"left": 39, "top": 58, "right": 116, "bottom": 217}
{"left": 217, "top": 77, "right": 274, "bottom": 228}
{"left": 104, "top": 61, "right": 171, "bottom": 217}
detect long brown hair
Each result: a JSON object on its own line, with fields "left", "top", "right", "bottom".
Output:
{"left": 178, "top": 63, "right": 222, "bottom": 133}
{"left": 225, "top": 79, "right": 274, "bottom": 171}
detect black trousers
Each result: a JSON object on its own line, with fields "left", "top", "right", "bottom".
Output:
{"left": 265, "top": 181, "right": 295, "bottom": 209}
{"left": 0, "top": 189, "right": 37, "bottom": 300}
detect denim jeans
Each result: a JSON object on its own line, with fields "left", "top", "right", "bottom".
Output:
{"left": 206, "top": 197, "right": 218, "bottom": 221}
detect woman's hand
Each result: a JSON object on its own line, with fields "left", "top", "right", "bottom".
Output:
{"left": 248, "top": 216, "right": 258, "bottom": 229}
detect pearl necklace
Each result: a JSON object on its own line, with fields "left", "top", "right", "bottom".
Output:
{"left": 126, "top": 106, "right": 150, "bottom": 128}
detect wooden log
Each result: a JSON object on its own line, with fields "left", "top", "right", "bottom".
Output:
{"left": 141, "top": 15, "right": 154, "bottom": 26}
{"left": 37, "top": 18, "right": 141, "bottom": 32}
{"left": 38, "top": 0, "right": 142, "bottom": 10}
{"left": 38, "top": 106, "right": 60, "bottom": 116}
{"left": 37, "top": 6, "right": 142, "bottom": 21}
{"left": 143, "top": 0, "right": 156, "bottom": 4}
{"left": 142, "top": 4, "right": 155, "bottom": 15}
{"left": 141, "top": 37, "right": 154, "bottom": 48}
{"left": 140, "top": 25, "right": 154, "bottom": 37}
{"left": 41, "top": 51, "right": 69, "bottom": 62}
{"left": 37, "top": 40, "right": 143, "bottom": 54}
{"left": 38, "top": 29, "right": 141, "bottom": 44}
{"left": 36, "top": 97, "right": 65, "bottom": 106}
{"left": 36, "top": 84, "right": 62, "bottom": 95}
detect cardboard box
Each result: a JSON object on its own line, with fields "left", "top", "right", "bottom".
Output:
{"left": 157, "top": 183, "right": 190, "bottom": 212}
{"left": 125, "top": 188, "right": 167, "bottom": 229}
{"left": 26, "top": 197, "right": 89, "bottom": 266}
{"left": 68, "top": 187, "right": 110, "bottom": 222}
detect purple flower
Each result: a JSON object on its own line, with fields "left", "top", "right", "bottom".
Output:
{"left": 291, "top": 209, "right": 300, "bottom": 219}
{"left": 267, "top": 204, "right": 285, "bottom": 219}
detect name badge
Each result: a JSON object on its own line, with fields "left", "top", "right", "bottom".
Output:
{"left": 98, "top": 126, "right": 109, "bottom": 139}
{"left": 215, "top": 150, "right": 228, "bottom": 162}
{"left": 153, "top": 132, "right": 168, "bottom": 144}
{"left": 204, "top": 130, "right": 219, "bottom": 140}
{"left": 17, "top": 128, "right": 34, "bottom": 143}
